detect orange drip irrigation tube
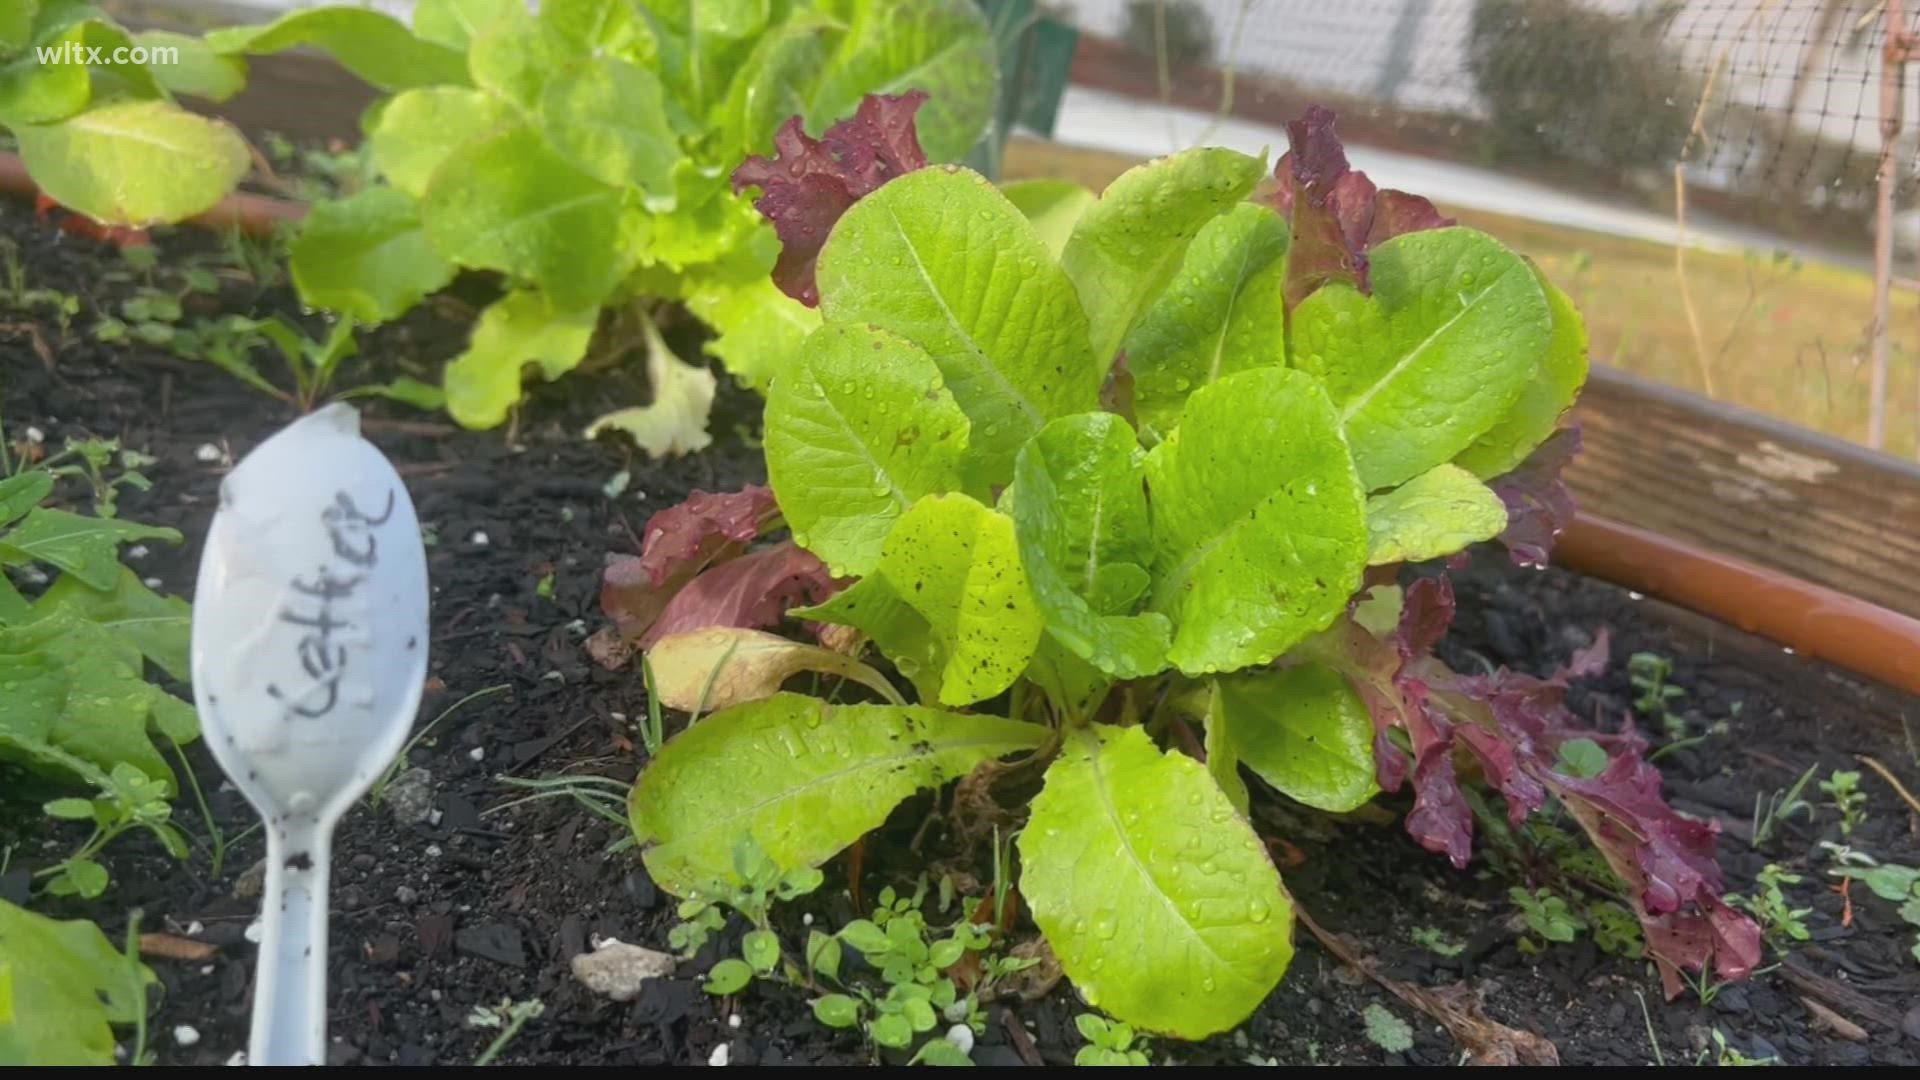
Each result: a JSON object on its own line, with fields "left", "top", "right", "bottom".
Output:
{"left": 1556, "top": 514, "right": 1920, "bottom": 699}
{"left": 0, "top": 153, "right": 1917, "bottom": 699}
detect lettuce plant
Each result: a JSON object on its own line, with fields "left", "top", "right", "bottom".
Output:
{"left": 1, "top": 1, "right": 250, "bottom": 227}
{"left": 199, "top": 0, "right": 998, "bottom": 446}
{"left": 617, "top": 102, "right": 1761, "bottom": 1040}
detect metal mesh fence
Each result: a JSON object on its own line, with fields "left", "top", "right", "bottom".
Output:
{"left": 1050, "top": 0, "right": 1920, "bottom": 243}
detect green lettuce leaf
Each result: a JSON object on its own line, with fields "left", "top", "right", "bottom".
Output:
{"left": 806, "top": 0, "right": 996, "bottom": 163}
{"left": 680, "top": 274, "right": 820, "bottom": 391}
{"left": 629, "top": 692, "right": 1047, "bottom": 895}
{"left": 1364, "top": 462, "right": 1508, "bottom": 566}
{"left": 0, "top": 900, "right": 155, "bottom": 1066}
{"left": 442, "top": 288, "right": 599, "bottom": 429}
{"left": 1124, "top": 202, "right": 1289, "bottom": 439}
{"left": 205, "top": 7, "right": 468, "bottom": 91}
{"left": 13, "top": 100, "right": 248, "bottom": 227}
{"left": 466, "top": 0, "right": 584, "bottom": 112}
{"left": 411, "top": 0, "right": 517, "bottom": 51}
{"left": 1210, "top": 663, "right": 1378, "bottom": 812}
{"left": 134, "top": 30, "right": 246, "bottom": 102}
{"left": 367, "top": 87, "right": 515, "bottom": 199}
{"left": 288, "top": 186, "right": 455, "bottom": 324}
{"left": 1061, "top": 147, "right": 1266, "bottom": 364}
{"left": 999, "top": 178, "right": 1095, "bottom": 259}
{"left": 1289, "top": 226, "right": 1553, "bottom": 491}
{"left": 420, "top": 123, "right": 626, "bottom": 309}
{"left": 0, "top": 612, "right": 191, "bottom": 788}
{"left": 0, "top": 509, "right": 178, "bottom": 591}
{"left": 1144, "top": 367, "right": 1368, "bottom": 675}
{"left": 26, "top": 566, "right": 190, "bottom": 682}
{"left": 797, "top": 492, "right": 1041, "bottom": 707}
{"left": 1019, "top": 726, "right": 1295, "bottom": 1039}
{"left": 1002, "top": 413, "right": 1169, "bottom": 679}
{"left": 764, "top": 323, "right": 972, "bottom": 577}
{"left": 716, "top": 13, "right": 834, "bottom": 159}
{"left": 816, "top": 166, "right": 1099, "bottom": 488}
{"left": 539, "top": 58, "right": 679, "bottom": 197}
{"left": 1454, "top": 266, "right": 1590, "bottom": 479}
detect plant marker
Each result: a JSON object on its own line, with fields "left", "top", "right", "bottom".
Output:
{"left": 189, "top": 403, "right": 429, "bottom": 1065}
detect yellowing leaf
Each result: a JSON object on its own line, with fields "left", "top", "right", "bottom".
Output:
{"left": 644, "top": 627, "right": 903, "bottom": 713}
{"left": 584, "top": 314, "right": 717, "bottom": 460}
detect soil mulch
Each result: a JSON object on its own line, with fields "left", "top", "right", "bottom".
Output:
{"left": 3, "top": 196, "right": 1918, "bottom": 1067}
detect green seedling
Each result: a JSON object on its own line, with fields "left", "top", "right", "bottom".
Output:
{"left": 1361, "top": 1003, "right": 1413, "bottom": 1054}
{"left": 1729, "top": 864, "right": 1812, "bottom": 947}
{"left": 38, "top": 762, "right": 189, "bottom": 899}
{"left": 1510, "top": 886, "right": 1585, "bottom": 945}
{"left": 1076, "top": 1012, "right": 1152, "bottom": 1065}
{"left": 1628, "top": 651, "right": 1686, "bottom": 737}
{"left": 468, "top": 997, "right": 545, "bottom": 1066}
{"left": 1819, "top": 770, "right": 1867, "bottom": 836}
{"left": 1751, "top": 763, "right": 1818, "bottom": 849}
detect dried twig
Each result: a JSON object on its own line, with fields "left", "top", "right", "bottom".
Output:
{"left": 138, "top": 932, "right": 218, "bottom": 963}
{"left": 1294, "top": 904, "right": 1559, "bottom": 1065}
{"left": 1855, "top": 753, "right": 1920, "bottom": 818}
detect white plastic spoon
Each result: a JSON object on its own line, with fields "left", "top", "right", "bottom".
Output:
{"left": 189, "top": 402, "right": 430, "bottom": 1066}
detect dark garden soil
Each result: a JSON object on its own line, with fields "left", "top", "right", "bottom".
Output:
{"left": 3, "top": 194, "right": 1919, "bottom": 1068}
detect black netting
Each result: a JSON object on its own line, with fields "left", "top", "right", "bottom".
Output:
{"left": 1062, "top": 0, "right": 1919, "bottom": 239}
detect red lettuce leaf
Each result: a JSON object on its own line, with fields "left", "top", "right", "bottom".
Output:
{"left": 1311, "top": 569, "right": 1761, "bottom": 994}
{"left": 640, "top": 540, "right": 842, "bottom": 648}
{"left": 1266, "top": 105, "right": 1454, "bottom": 309}
{"left": 600, "top": 485, "right": 781, "bottom": 642}
{"left": 731, "top": 91, "right": 931, "bottom": 307}
{"left": 1488, "top": 426, "right": 1582, "bottom": 568}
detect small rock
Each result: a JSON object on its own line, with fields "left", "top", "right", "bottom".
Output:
{"left": 142, "top": 577, "right": 163, "bottom": 589}
{"left": 455, "top": 922, "right": 525, "bottom": 967}
{"left": 195, "top": 442, "right": 222, "bottom": 462}
{"left": 945, "top": 1024, "right": 975, "bottom": 1055}
{"left": 621, "top": 871, "right": 657, "bottom": 910}
{"left": 384, "top": 767, "right": 437, "bottom": 828}
{"left": 173, "top": 1025, "right": 200, "bottom": 1047}
{"left": 1903, "top": 1005, "right": 1920, "bottom": 1042}
{"left": 727, "top": 1013, "right": 741, "bottom": 1029}
{"left": 127, "top": 545, "right": 148, "bottom": 559}
{"left": 570, "top": 938, "right": 676, "bottom": 1001}
{"left": 708, "top": 1043, "right": 730, "bottom": 1067}
{"left": 225, "top": 1051, "right": 247, "bottom": 1067}
{"left": 469, "top": 529, "right": 490, "bottom": 546}
{"left": 186, "top": 920, "right": 204, "bottom": 936}
{"left": 244, "top": 919, "right": 263, "bottom": 944}
{"left": 350, "top": 853, "right": 376, "bottom": 871}
{"left": 468, "top": 746, "right": 485, "bottom": 762}
{"left": 396, "top": 885, "right": 419, "bottom": 906}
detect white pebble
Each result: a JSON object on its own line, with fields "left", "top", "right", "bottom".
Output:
{"left": 143, "top": 577, "right": 163, "bottom": 589}
{"left": 187, "top": 920, "right": 204, "bottom": 936}
{"left": 727, "top": 1014, "right": 742, "bottom": 1029}
{"left": 25, "top": 426, "right": 44, "bottom": 444}
{"left": 226, "top": 1051, "right": 248, "bottom": 1066}
{"left": 127, "top": 545, "right": 149, "bottom": 559}
{"left": 469, "top": 530, "right": 490, "bottom": 546}
{"left": 244, "top": 918, "right": 263, "bottom": 943}
{"left": 200, "top": 965, "right": 214, "bottom": 976}
{"left": 428, "top": 809, "right": 443, "bottom": 827}
{"left": 708, "top": 1044, "right": 730, "bottom": 1067}
{"left": 195, "top": 442, "right": 222, "bottom": 462}
{"left": 426, "top": 844, "right": 443, "bottom": 857}
{"left": 468, "top": 746, "right": 485, "bottom": 762}
{"left": 802, "top": 913, "right": 813, "bottom": 926}
{"left": 173, "top": 1025, "right": 201, "bottom": 1047}
{"left": 945, "top": 1024, "right": 974, "bottom": 1055}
